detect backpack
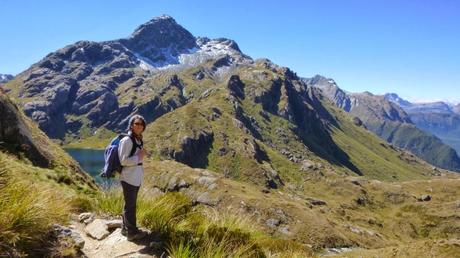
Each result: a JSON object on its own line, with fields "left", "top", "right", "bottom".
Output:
{"left": 100, "top": 134, "right": 143, "bottom": 178}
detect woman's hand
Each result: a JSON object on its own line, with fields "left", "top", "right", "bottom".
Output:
{"left": 139, "top": 148, "right": 147, "bottom": 161}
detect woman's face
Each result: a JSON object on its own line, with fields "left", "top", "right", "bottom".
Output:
{"left": 131, "top": 118, "right": 145, "bottom": 135}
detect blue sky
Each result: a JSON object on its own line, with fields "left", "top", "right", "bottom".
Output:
{"left": 1, "top": 0, "right": 459, "bottom": 103}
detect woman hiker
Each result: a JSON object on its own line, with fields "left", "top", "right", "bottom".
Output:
{"left": 119, "top": 114, "right": 148, "bottom": 241}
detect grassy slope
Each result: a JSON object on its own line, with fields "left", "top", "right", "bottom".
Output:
{"left": 0, "top": 150, "right": 98, "bottom": 256}
{"left": 0, "top": 92, "right": 98, "bottom": 256}
{"left": 324, "top": 100, "right": 436, "bottom": 181}
{"left": 143, "top": 63, "right": 437, "bottom": 183}
{"left": 133, "top": 159, "right": 460, "bottom": 256}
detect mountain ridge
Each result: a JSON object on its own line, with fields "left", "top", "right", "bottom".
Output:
{"left": 308, "top": 75, "right": 460, "bottom": 171}
{"left": 385, "top": 93, "right": 460, "bottom": 155}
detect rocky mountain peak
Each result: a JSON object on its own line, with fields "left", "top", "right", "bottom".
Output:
{"left": 304, "top": 75, "right": 351, "bottom": 111}
{"left": 384, "top": 93, "right": 413, "bottom": 108}
{"left": 0, "top": 74, "right": 13, "bottom": 84}
{"left": 307, "top": 75, "right": 337, "bottom": 86}
{"left": 124, "top": 15, "right": 198, "bottom": 64}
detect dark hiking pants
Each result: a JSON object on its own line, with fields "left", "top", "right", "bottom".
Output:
{"left": 121, "top": 181, "right": 140, "bottom": 234}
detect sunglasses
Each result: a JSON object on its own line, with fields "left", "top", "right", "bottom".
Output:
{"left": 133, "top": 122, "right": 144, "bottom": 126}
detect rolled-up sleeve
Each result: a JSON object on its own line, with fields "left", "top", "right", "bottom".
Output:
{"left": 118, "top": 137, "right": 139, "bottom": 167}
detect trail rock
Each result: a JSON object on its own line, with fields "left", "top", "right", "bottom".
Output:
{"left": 85, "top": 219, "right": 110, "bottom": 240}
{"left": 106, "top": 219, "right": 123, "bottom": 230}
{"left": 79, "top": 212, "right": 95, "bottom": 224}
{"left": 83, "top": 228, "right": 152, "bottom": 257}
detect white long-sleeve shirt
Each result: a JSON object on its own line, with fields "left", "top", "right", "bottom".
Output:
{"left": 118, "top": 136, "right": 144, "bottom": 187}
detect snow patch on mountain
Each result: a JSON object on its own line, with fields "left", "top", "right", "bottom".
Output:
{"left": 0, "top": 74, "right": 13, "bottom": 84}
{"left": 133, "top": 38, "right": 251, "bottom": 72}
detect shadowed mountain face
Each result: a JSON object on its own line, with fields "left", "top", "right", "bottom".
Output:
{"left": 0, "top": 91, "right": 96, "bottom": 189}
{"left": 385, "top": 93, "right": 460, "bottom": 155}
{"left": 2, "top": 15, "right": 447, "bottom": 184}
{"left": 307, "top": 75, "right": 460, "bottom": 172}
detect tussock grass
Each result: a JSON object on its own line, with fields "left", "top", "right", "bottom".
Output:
{"left": 95, "top": 190, "right": 269, "bottom": 257}
{"left": 167, "top": 240, "right": 198, "bottom": 258}
{"left": 0, "top": 167, "right": 71, "bottom": 257}
{"left": 141, "top": 192, "right": 193, "bottom": 237}
{"left": 201, "top": 208, "right": 258, "bottom": 233}
{"left": 95, "top": 187, "right": 125, "bottom": 215}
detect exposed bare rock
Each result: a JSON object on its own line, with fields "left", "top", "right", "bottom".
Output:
{"left": 85, "top": 219, "right": 110, "bottom": 240}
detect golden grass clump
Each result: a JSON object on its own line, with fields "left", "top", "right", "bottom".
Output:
{"left": 0, "top": 167, "right": 71, "bottom": 257}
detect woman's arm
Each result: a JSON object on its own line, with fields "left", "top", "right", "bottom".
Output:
{"left": 118, "top": 137, "right": 140, "bottom": 167}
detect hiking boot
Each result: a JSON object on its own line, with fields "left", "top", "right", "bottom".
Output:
{"left": 121, "top": 227, "right": 128, "bottom": 236}
{"left": 126, "top": 230, "right": 147, "bottom": 241}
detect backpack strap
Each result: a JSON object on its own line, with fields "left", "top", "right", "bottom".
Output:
{"left": 128, "top": 134, "right": 143, "bottom": 157}
{"left": 118, "top": 133, "right": 143, "bottom": 157}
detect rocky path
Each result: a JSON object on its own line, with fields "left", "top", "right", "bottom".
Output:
{"left": 58, "top": 213, "right": 164, "bottom": 258}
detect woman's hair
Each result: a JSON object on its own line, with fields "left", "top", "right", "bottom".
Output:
{"left": 127, "top": 114, "right": 146, "bottom": 132}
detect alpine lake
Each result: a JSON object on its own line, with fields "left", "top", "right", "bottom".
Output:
{"left": 64, "top": 148, "right": 117, "bottom": 187}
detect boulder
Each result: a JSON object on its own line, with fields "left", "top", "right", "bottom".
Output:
{"left": 300, "top": 160, "right": 315, "bottom": 171}
{"left": 196, "top": 192, "right": 218, "bottom": 206}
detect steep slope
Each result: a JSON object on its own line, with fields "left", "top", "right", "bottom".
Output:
{"left": 0, "top": 91, "right": 97, "bottom": 256}
{"left": 307, "top": 75, "right": 460, "bottom": 172}
{"left": 385, "top": 93, "right": 460, "bottom": 155}
{"left": 0, "top": 91, "right": 96, "bottom": 190}
{"left": 139, "top": 59, "right": 440, "bottom": 185}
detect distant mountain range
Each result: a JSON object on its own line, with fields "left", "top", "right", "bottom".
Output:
{"left": 306, "top": 75, "right": 460, "bottom": 171}
{"left": 385, "top": 93, "right": 460, "bottom": 155}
